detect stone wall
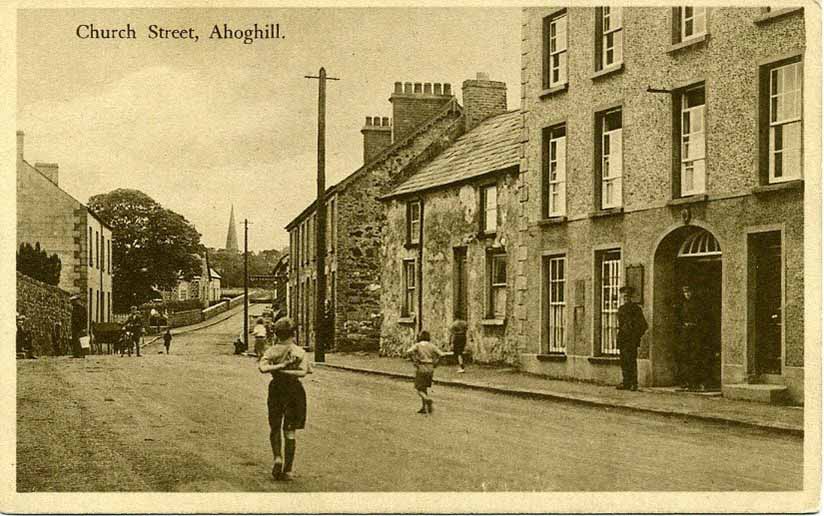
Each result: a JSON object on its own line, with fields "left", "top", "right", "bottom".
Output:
{"left": 168, "top": 309, "right": 202, "bottom": 328}
{"left": 380, "top": 171, "right": 521, "bottom": 364}
{"left": 16, "top": 272, "right": 72, "bottom": 356}
{"left": 333, "top": 109, "right": 465, "bottom": 351}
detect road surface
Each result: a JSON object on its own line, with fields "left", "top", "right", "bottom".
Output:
{"left": 17, "top": 309, "right": 803, "bottom": 492}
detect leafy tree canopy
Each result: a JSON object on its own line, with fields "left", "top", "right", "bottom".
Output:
{"left": 88, "top": 189, "right": 204, "bottom": 311}
{"left": 17, "top": 242, "right": 61, "bottom": 286}
{"left": 209, "top": 247, "right": 283, "bottom": 288}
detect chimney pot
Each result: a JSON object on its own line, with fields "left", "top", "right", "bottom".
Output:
{"left": 444, "top": 83, "right": 452, "bottom": 96}
{"left": 394, "top": 81, "right": 403, "bottom": 93}
{"left": 382, "top": 117, "right": 390, "bottom": 127}
{"left": 414, "top": 82, "right": 422, "bottom": 94}
{"left": 404, "top": 82, "right": 413, "bottom": 94}
{"left": 424, "top": 83, "right": 432, "bottom": 94}
{"left": 477, "top": 72, "right": 490, "bottom": 80}
{"left": 434, "top": 83, "right": 442, "bottom": 95}
{"left": 365, "top": 116, "right": 373, "bottom": 126}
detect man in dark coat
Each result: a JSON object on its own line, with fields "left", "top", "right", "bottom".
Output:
{"left": 676, "top": 285, "right": 706, "bottom": 390}
{"left": 70, "top": 295, "right": 86, "bottom": 358}
{"left": 125, "top": 306, "right": 143, "bottom": 357}
{"left": 616, "top": 286, "right": 648, "bottom": 391}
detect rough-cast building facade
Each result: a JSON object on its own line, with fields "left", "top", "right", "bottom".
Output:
{"left": 379, "top": 78, "right": 520, "bottom": 362}
{"left": 515, "top": 7, "right": 807, "bottom": 402}
{"left": 287, "top": 81, "right": 465, "bottom": 351}
{"left": 16, "top": 131, "right": 114, "bottom": 332}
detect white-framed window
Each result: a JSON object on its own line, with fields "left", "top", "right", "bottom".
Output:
{"left": 544, "top": 12, "right": 568, "bottom": 88}
{"left": 407, "top": 200, "right": 421, "bottom": 245}
{"left": 545, "top": 125, "right": 567, "bottom": 217}
{"left": 600, "top": 108, "right": 623, "bottom": 209}
{"left": 488, "top": 252, "right": 507, "bottom": 319}
{"left": 681, "top": 84, "right": 706, "bottom": 195}
{"left": 679, "top": 7, "right": 706, "bottom": 40}
{"left": 768, "top": 61, "right": 802, "bottom": 183}
{"left": 480, "top": 184, "right": 498, "bottom": 234}
{"left": 402, "top": 259, "right": 416, "bottom": 317}
{"left": 88, "top": 227, "right": 93, "bottom": 266}
{"left": 546, "top": 255, "right": 566, "bottom": 353}
{"left": 600, "top": 7, "right": 623, "bottom": 69}
{"left": 599, "top": 250, "right": 621, "bottom": 355}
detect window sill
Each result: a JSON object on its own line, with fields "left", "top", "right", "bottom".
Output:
{"left": 536, "top": 353, "right": 567, "bottom": 362}
{"left": 588, "top": 355, "right": 620, "bottom": 365}
{"left": 667, "top": 33, "right": 709, "bottom": 54}
{"left": 539, "top": 83, "right": 569, "bottom": 99}
{"left": 398, "top": 316, "right": 416, "bottom": 325}
{"left": 538, "top": 216, "right": 567, "bottom": 226}
{"left": 403, "top": 242, "right": 420, "bottom": 250}
{"left": 752, "top": 179, "right": 804, "bottom": 195}
{"left": 589, "top": 208, "right": 624, "bottom": 219}
{"left": 481, "top": 318, "right": 506, "bottom": 327}
{"left": 667, "top": 194, "right": 708, "bottom": 206}
{"left": 754, "top": 8, "right": 803, "bottom": 24}
{"left": 477, "top": 231, "right": 497, "bottom": 240}
{"left": 591, "top": 62, "right": 624, "bottom": 80}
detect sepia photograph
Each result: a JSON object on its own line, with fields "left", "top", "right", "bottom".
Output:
{"left": 4, "top": 2, "right": 820, "bottom": 513}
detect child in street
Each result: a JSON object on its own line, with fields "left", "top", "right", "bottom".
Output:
{"left": 163, "top": 329, "right": 172, "bottom": 355}
{"left": 405, "top": 330, "right": 446, "bottom": 415}
{"left": 450, "top": 319, "right": 468, "bottom": 373}
{"left": 253, "top": 317, "right": 268, "bottom": 358}
{"left": 258, "top": 317, "right": 311, "bottom": 481}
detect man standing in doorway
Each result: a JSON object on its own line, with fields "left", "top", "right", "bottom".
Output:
{"left": 676, "top": 285, "right": 706, "bottom": 390}
{"left": 616, "top": 286, "right": 648, "bottom": 391}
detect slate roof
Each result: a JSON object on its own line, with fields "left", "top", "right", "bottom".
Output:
{"left": 384, "top": 110, "right": 520, "bottom": 199}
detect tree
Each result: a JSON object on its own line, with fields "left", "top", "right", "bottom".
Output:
{"left": 209, "top": 248, "right": 283, "bottom": 287}
{"left": 88, "top": 189, "right": 204, "bottom": 312}
{"left": 17, "top": 242, "right": 61, "bottom": 286}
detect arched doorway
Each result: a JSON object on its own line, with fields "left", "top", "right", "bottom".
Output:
{"left": 651, "top": 226, "right": 722, "bottom": 389}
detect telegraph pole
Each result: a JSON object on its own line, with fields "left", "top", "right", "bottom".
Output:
{"left": 305, "top": 67, "right": 339, "bottom": 363}
{"left": 243, "top": 218, "right": 249, "bottom": 353}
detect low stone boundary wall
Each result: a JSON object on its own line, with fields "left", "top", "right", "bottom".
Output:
{"left": 168, "top": 309, "right": 202, "bottom": 328}
{"left": 16, "top": 272, "right": 72, "bottom": 356}
{"left": 202, "top": 301, "right": 229, "bottom": 320}
{"left": 227, "top": 294, "right": 245, "bottom": 309}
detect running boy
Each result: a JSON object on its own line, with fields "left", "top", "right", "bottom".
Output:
{"left": 405, "top": 330, "right": 446, "bottom": 415}
{"left": 258, "top": 317, "right": 310, "bottom": 481}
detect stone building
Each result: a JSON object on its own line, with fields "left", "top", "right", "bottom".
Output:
{"left": 379, "top": 96, "right": 520, "bottom": 362}
{"left": 16, "top": 131, "right": 114, "bottom": 332}
{"left": 514, "top": 7, "right": 808, "bottom": 402}
{"left": 286, "top": 80, "right": 467, "bottom": 351}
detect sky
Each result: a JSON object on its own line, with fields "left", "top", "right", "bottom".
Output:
{"left": 17, "top": 8, "right": 521, "bottom": 251}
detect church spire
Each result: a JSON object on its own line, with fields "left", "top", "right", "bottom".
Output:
{"left": 225, "top": 205, "right": 239, "bottom": 252}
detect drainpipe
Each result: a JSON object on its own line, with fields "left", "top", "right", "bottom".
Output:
{"left": 417, "top": 200, "right": 424, "bottom": 334}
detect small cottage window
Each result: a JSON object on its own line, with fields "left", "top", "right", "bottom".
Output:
{"left": 407, "top": 200, "right": 422, "bottom": 245}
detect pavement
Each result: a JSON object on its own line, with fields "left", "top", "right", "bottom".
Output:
{"left": 319, "top": 352, "right": 804, "bottom": 436}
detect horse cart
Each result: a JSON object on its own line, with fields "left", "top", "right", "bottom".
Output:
{"left": 92, "top": 322, "right": 125, "bottom": 355}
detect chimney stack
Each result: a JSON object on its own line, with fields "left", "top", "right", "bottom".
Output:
{"left": 361, "top": 115, "right": 392, "bottom": 164}
{"left": 16, "top": 131, "right": 24, "bottom": 162}
{"left": 462, "top": 72, "right": 507, "bottom": 132}
{"left": 35, "top": 162, "right": 59, "bottom": 185}
{"left": 389, "top": 80, "right": 455, "bottom": 143}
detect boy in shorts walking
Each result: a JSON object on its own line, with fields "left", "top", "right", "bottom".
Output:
{"left": 258, "top": 317, "right": 310, "bottom": 481}
{"left": 405, "top": 330, "right": 446, "bottom": 415}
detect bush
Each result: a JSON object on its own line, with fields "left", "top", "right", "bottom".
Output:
{"left": 17, "top": 242, "right": 61, "bottom": 286}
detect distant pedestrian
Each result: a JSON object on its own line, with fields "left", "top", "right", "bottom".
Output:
{"left": 125, "top": 306, "right": 143, "bottom": 357}
{"left": 51, "top": 320, "right": 62, "bottom": 356}
{"left": 616, "top": 286, "right": 648, "bottom": 391}
{"left": 258, "top": 317, "right": 310, "bottom": 481}
{"left": 16, "top": 314, "right": 35, "bottom": 359}
{"left": 405, "top": 330, "right": 446, "bottom": 415}
{"left": 253, "top": 317, "right": 268, "bottom": 358}
{"left": 163, "top": 329, "right": 172, "bottom": 354}
{"left": 450, "top": 319, "right": 468, "bottom": 373}
{"left": 69, "top": 295, "right": 86, "bottom": 358}
{"left": 676, "top": 285, "right": 707, "bottom": 390}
